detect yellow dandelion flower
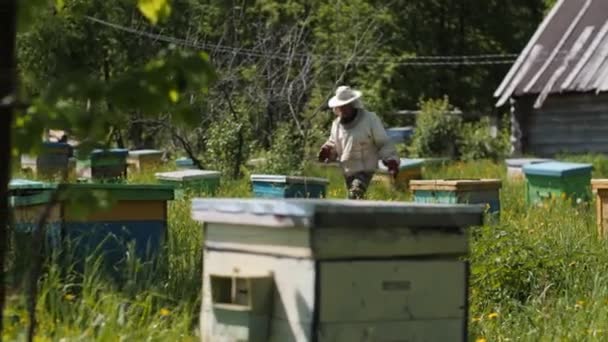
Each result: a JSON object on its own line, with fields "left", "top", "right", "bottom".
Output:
{"left": 575, "top": 300, "right": 585, "bottom": 309}
{"left": 476, "top": 338, "right": 487, "bottom": 342}
{"left": 471, "top": 316, "right": 482, "bottom": 322}
{"left": 64, "top": 294, "right": 76, "bottom": 301}
{"left": 159, "top": 308, "right": 171, "bottom": 317}
{"left": 487, "top": 312, "right": 499, "bottom": 319}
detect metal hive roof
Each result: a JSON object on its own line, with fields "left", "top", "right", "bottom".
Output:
{"left": 495, "top": 0, "right": 608, "bottom": 108}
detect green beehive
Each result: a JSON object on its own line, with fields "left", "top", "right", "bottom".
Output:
{"left": 192, "top": 198, "right": 485, "bottom": 342}
{"left": 155, "top": 170, "right": 221, "bottom": 198}
{"left": 77, "top": 149, "right": 129, "bottom": 181}
{"left": 523, "top": 161, "right": 592, "bottom": 205}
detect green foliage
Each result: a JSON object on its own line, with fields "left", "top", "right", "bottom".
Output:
{"left": 408, "top": 97, "right": 461, "bottom": 158}
{"left": 137, "top": 0, "right": 172, "bottom": 24}
{"left": 7, "top": 159, "right": 608, "bottom": 340}
{"left": 256, "top": 122, "right": 305, "bottom": 175}
{"left": 459, "top": 116, "right": 511, "bottom": 161}
{"left": 203, "top": 117, "right": 250, "bottom": 179}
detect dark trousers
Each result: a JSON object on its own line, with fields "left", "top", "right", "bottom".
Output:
{"left": 345, "top": 171, "right": 374, "bottom": 199}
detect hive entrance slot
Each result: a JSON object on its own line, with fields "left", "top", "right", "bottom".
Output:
{"left": 211, "top": 276, "right": 252, "bottom": 308}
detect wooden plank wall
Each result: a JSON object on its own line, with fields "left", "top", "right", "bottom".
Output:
{"left": 517, "top": 93, "right": 608, "bottom": 156}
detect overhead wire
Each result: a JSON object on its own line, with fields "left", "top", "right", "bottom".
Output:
{"left": 84, "top": 16, "right": 521, "bottom": 67}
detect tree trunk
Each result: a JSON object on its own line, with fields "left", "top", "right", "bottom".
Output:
{"left": 0, "top": 0, "right": 17, "bottom": 333}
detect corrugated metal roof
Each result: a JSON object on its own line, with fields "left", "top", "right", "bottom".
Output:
{"left": 495, "top": 0, "right": 608, "bottom": 108}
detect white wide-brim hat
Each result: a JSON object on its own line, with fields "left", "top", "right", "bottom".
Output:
{"left": 328, "top": 86, "right": 362, "bottom": 108}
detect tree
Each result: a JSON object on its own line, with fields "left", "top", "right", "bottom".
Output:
{"left": 3, "top": 0, "right": 216, "bottom": 339}
{"left": 0, "top": 0, "right": 17, "bottom": 335}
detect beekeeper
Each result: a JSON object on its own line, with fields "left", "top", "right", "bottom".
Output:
{"left": 318, "top": 85, "right": 400, "bottom": 199}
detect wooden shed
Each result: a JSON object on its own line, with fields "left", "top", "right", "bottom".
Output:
{"left": 494, "top": 0, "right": 608, "bottom": 157}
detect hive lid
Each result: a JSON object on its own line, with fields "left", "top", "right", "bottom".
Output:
{"left": 377, "top": 158, "right": 423, "bottom": 173}
{"left": 9, "top": 179, "right": 57, "bottom": 206}
{"left": 387, "top": 127, "right": 414, "bottom": 139}
{"left": 506, "top": 158, "right": 552, "bottom": 167}
{"left": 58, "top": 183, "right": 174, "bottom": 201}
{"left": 128, "top": 149, "right": 163, "bottom": 156}
{"left": 42, "top": 142, "right": 71, "bottom": 150}
{"left": 590, "top": 179, "right": 608, "bottom": 190}
{"left": 250, "top": 174, "right": 329, "bottom": 185}
{"left": 409, "top": 179, "right": 502, "bottom": 191}
{"left": 175, "top": 157, "right": 194, "bottom": 166}
{"left": 156, "top": 170, "right": 220, "bottom": 181}
{"left": 523, "top": 161, "right": 592, "bottom": 177}
{"left": 191, "top": 198, "right": 484, "bottom": 229}
{"left": 90, "top": 148, "right": 129, "bottom": 156}
{"left": 9, "top": 179, "right": 55, "bottom": 190}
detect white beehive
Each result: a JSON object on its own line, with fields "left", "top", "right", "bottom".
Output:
{"left": 192, "top": 199, "right": 484, "bottom": 342}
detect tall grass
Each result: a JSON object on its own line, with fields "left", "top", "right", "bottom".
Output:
{"left": 5, "top": 156, "right": 608, "bottom": 340}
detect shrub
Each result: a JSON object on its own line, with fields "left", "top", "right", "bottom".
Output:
{"left": 203, "top": 117, "right": 251, "bottom": 179}
{"left": 408, "top": 96, "right": 461, "bottom": 158}
{"left": 458, "top": 116, "right": 510, "bottom": 161}
{"left": 256, "top": 121, "right": 306, "bottom": 175}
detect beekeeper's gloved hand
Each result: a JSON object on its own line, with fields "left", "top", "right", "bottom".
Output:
{"left": 383, "top": 159, "right": 399, "bottom": 178}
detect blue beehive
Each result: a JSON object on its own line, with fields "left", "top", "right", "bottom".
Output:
{"left": 523, "top": 161, "right": 592, "bottom": 205}
{"left": 176, "top": 157, "right": 197, "bottom": 170}
{"left": 60, "top": 183, "right": 174, "bottom": 272}
{"left": 9, "top": 179, "right": 60, "bottom": 244}
{"left": 387, "top": 127, "right": 414, "bottom": 144}
{"left": 410, "top": 179, "right": 502, "bottom": 215}
{"left": 251, "top": 175, "right": 329, "bottom": 198}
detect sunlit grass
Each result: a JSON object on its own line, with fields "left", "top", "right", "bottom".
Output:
{"left": 6, "top": 155, "right": 608, "bottom": 340}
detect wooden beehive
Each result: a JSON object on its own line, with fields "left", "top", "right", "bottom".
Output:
{"left": 591, "top": 180, "right": 608, "bottom": 238}
{"left": 175, "top": 157, "right": 197, "bottom": 170}
{"left": 410, "top": 179, "right": 502, "bottom": 215}
{"left": 156, "top": 170, "right": 221, "bottom": 198}
{"left": 20, "top": 142, "right": 74, "bottom": 179}
{"left": 10, "top": 181, "right": 174, "bottom": 275}
{"left": 76, "top": 148, "right": 129, "bottom": 181}
{"left": 373, "top": 158, "right": 423, "bottom": 190}
{"left": 250, "top": 175, "right": 329, "bottom": 198}
{"left": 192, "top": 198, "right": 485, "bottom": 342}
{"left": 523, "top": 161, "right": 592, "bottom": 205}
{"left": 505, "top": 158, "right": 552, "bottom": 180}
{"left": 127, "top": 149, "right": 164, "bottom": 172}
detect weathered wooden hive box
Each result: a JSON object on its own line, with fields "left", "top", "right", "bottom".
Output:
{"left": 591, "top": 180, "right": 608, "bottom": 238}
{"left": 505, "top": 158, "right": 552, "bottom": 180}
{"left": 373, "top": 158, "right": 423, "bottom": 190}
{"left": 10, "top": 181, "right": 174, "bottom": 271}
{"left": 21, "top": 142, "right": 74, "bottom": 178}
{"left": 155, "top": 170, "right": 221, "bottom": 198}
{"left": 250, "top": 175, "right": 329, "bottom": 198}
{"left": 175, "top": 157, "right": 197, "bottom": 170}
{"left": 127, "top": 149, "right": 164, "bottom": 172}
{"left": 523, "top": 161, "right": 592, "bottom": 205}
{"left": 9, "top": 179, "right": 61, "bottom": 248}
{"left": 192, "top": 198, "right": 485, "bottom": 342}
{"left": 60, "top": 183, "right": 174, "bottom": 267}
{"left": 410, "top": 179, "right": 502, "bottom": 215}
{"left": 77, "top": 148, "right": 129, "bottom": 180}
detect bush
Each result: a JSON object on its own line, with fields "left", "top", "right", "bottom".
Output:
{"left": 256, "top": 122, "right": 306, "bottom": 175}
{"left": 203, "top": 117, "right": 251, "bottom": 179}
{"left": 458, "top": 116, "right": 510, "bottom": 161}
{"left": 408, "top": 97, "right": 461, "bottom": 158}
